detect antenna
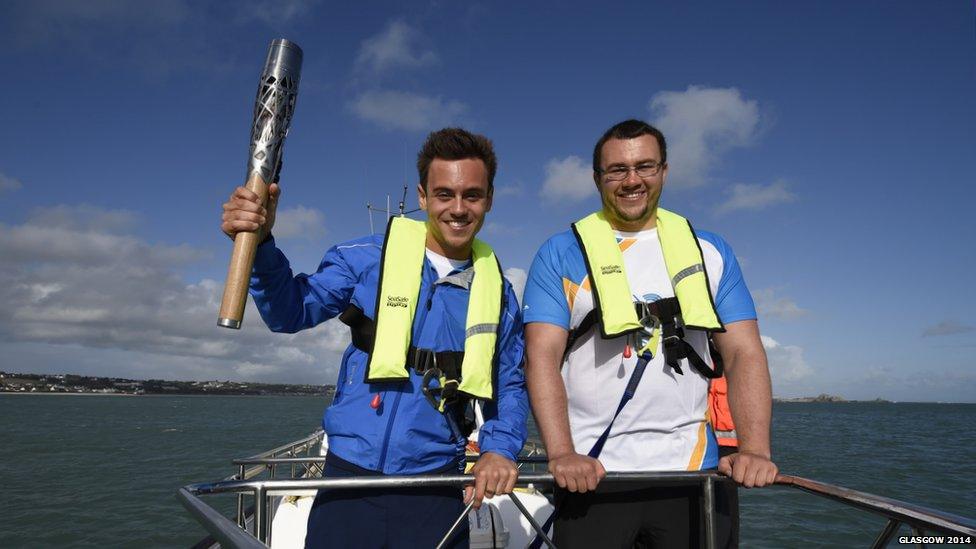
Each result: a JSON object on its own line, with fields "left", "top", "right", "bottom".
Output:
{"left": 365, "top": 186, "right": 422, "bottom": 233}
{"left": 398, "top": 186, "right": 407, "bottom": 216}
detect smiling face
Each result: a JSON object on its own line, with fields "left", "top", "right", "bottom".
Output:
{"left": 418, "top": 157, "right": 493, "bottom": 259}
{"left": 595, "top": 135, "right": 667, "bottom": 232}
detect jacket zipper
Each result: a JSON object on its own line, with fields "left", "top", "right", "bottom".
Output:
{"left": 376, "top": 388, "right": 403, "bottom": 472}
{"left": 378, "top": 266, "right": 435, "bottom": 472}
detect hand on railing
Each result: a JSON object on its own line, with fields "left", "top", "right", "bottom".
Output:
{"left": 464, "top": 451, "right": 518, "bottom": 509}
{"left": 717, "top": 451, "right": 778, "bottom": 488}
{"left": 547, "top": 451, "right": 606, "bottom": 493}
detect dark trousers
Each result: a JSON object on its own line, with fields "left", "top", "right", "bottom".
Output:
{"left": 304, "top": 453, "right": 468, "bottom": 549}
{"left": 552, "top": 467, "right": 739, "bottom": 548}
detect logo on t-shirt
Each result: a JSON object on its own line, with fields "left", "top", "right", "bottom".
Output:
{"left": 386, "top": 295, "right": 410, "bottom": 308}
{"left": 600, "top": 264, "right": 622, "bottom": 275}
{"left": 641, "top": 293, "right": 662, "bottom": 303}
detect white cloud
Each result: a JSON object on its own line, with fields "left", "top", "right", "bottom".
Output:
{"left": 236, "top": 0, "right": 318, "bottom": 26}
{"left": 540, "top": 156, "right": 594, "bottom": 202}
{"left": 3, "top": 0, "right": 189, "bottom": 49}
{"left": 761, "top": 334, "right": 812, "bottom": 384}
{"left": 0, "top": 1, "right": 311, "bottom": 79}
{"left": 649, "top": 85, "right": 760, "bottom": 188}
{"left": 923, "top": 320, "right": 974, "bottom": 337}
{"left": 492, "top": 182, "right": 523, "bottom": 197}
{"left": 29, "top": 204, "right": 136, "bottom": 233}
{"left": 0, "top": 206, "right": 350, "bottom": 383}
{"left": 273, "top": 205, "right": 326, "bottom": 241}
{"left": 504, "top": 268, "right": 527, "bottom": 305}
{"left": 350, "top": 90, "right": 467, "bottom": 132}
{"left": 716, "top": 180, "right": 796, "bottom": 215}
{"left": 0, "top": 172, "right": 23, "bottom": 192}
{"left": 849, "top": 365, "right": 976, "bottom": 403}
{"left": 482, "top": 222, "right": 521, "bottom": 238}
{"left": 355, "top": 20, "right": 438, "bottom": 73}
{"left": 753, "top": 288, "right": 808, "bottom": 320}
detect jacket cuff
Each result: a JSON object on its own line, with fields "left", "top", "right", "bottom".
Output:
{"left": 251, "top": 234, "right": 279, "bottom": 273}
{"left": 478, "top": 446, "right": 518, "bottom": 463}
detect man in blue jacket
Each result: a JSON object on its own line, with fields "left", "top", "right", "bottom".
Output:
{"left": 220, "top": 128, "right": 528, "bottom": 548}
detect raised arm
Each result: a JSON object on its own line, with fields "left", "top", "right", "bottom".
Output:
{"left": 713, "top": 320, "right": 778, "bottom": 487}
{"left": 220, "top": 182, "right": 357, "bottom": 333}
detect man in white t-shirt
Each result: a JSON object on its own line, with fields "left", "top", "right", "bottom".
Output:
{"left": 523, "top": 119, "right": 777, "bottom": 547}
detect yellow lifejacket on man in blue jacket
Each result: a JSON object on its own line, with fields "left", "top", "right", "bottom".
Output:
{"left": 359, "top": 217, "right": 504, "bottom": 409}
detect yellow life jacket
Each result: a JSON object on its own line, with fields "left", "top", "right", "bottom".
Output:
{"left": 364, "top": 217, "right": 503, "bottom": 402}
{"left": 570, "top": 208, "right": 725, "bottom": 377}
{"left": 572, "top": 208, "right": 723, "bottom": 337}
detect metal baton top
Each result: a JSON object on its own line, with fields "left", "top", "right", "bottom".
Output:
{"left": 247, "top": 39, "right": 303, "bottom": 185}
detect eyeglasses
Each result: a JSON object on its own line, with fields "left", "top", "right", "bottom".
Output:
{"left": 597, "top": 162, "right": 665, "bottom": 182}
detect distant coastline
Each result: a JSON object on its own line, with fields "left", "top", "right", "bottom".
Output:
{"left": 773, "top": 393, "right": 891, "bottom": 403}
{"left": 0, "top": 371, "right": 335, "bottom": 397}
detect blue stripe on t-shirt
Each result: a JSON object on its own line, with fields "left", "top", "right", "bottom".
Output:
{"left": 695, "top": 230, "right": 757, "bottom": 324}
{"left": 522, "top": 228, "right": 757, "bottom": 328}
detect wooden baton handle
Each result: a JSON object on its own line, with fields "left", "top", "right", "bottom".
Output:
{"left": 217, "top": 174, "right": 269, "bottom": 329}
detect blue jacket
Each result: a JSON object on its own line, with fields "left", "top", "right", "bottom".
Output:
{"left": 249, "top": 234, "right": 528, "bottom": 474}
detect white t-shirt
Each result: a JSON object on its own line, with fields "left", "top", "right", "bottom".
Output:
{"left": 425, "top": 249, "right": 470, "bottom": 279}
{"left": 523, "top": 226, "right": 757, "bottom": 471}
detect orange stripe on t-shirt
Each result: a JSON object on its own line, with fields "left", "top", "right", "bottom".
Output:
{"left": 618, "top": 238, "right": 637, "bottom": 253}
{"left": 565, "top": 238, "right": 635, "bottom": 310}
{"left": 686, "top": 419, "right": 709, "bottom": 471}
{"left": 563, "top": 278, "right": 580, "bottom": 310}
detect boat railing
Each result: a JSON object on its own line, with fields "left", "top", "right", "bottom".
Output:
{"left": 224, "top": 429, "right": 326, "bottom": 530}
{"left": 180, "top": 470, "right": 976, "bottom": 548}
{"left": 179, "top": 431, "right": 976, "bottom": 548}
{"left": 181, "top": 471, "right": 731, "bottom": 549}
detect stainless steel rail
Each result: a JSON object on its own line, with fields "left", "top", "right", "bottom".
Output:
{"left": 775, "top": 475, "right": 976, "bottom": 547}
{"left": 181, "top": 472, "right": 727, "bottom": 549}
{"left": 178, "top": 487, "right": 266, "bottom": 549}
{"left": 182, "top": 432, "right": 976, "bottom": 548}
{"left": 225, "top": 430, "right": 324, "bottom": 531}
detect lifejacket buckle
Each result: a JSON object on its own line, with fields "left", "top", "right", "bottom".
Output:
{"left": 421, "top": 366, "right": 444, "bottom": 410}
{"left": 635, "top": 312, "right": 661, "bottom": 359}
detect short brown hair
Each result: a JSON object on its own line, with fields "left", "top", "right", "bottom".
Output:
{"left": 417, "top": 128, "right": 497, "bottom": 191}
{"left": 593, "top": 119, "right": 667, "bottom": 172}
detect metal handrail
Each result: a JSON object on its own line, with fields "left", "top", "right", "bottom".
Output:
{"left": 178, "top": 488, "right": 266, "bottom": 549}
{"left": 231, "top": 455, "right": 550, "bottom": 466}
{"left": 182, "top": 432, "right": 976, "bottom": 548}
{"left": 186, "top": 471, "right": 727, "bottom": 496}
{"left": 240, "top": 430, "right": 324, "bottom": 462}
{"left": 225, "top": 430, "right": 324, "bottom": 532}
{"left": 182, "top": 472, "right": 728, "bottom": 549}
{"left": 775, "top": 475, "right": 976, "bottom": 547}
{"left": 182, "top": 469, "right": 976, "bottom": 548}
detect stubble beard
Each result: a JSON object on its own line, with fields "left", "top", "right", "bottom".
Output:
{"left": 602, "top": 191, "right": 657, "bottom": 228}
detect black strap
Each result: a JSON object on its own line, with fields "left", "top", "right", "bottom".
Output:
{"left": 339, "top": 305, "right": 374, "bottom": 352}
{"left": 530, "top": 347, "right": 654, "bottom": 549}
{"left": 564, "top": 298, "right": 723, "bottom": 378}
{"left": 340, "top": 305, "right": 466, "bottom": 376}
{"left": 565, "top": 298, "right": 681, "bottom": 351}
{"left": 587, "top": 349, "right": 652, "bottom": 458}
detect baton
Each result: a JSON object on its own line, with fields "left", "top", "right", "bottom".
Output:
{"left": 217, "top": 39, "right": 303, "bottom": 329}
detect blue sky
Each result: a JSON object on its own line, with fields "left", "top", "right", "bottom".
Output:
{"left": 0, "top": 1, "right": 973, "bottom": 402}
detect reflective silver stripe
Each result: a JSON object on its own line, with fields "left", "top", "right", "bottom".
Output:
{"left": 672, "top": 263, "right": 704, "bottom": 286}
{"left": 435, "top": 267, "right": 475, "bottom": 290}
{"left": 714, "top": 429, "right": 737, "bottom": 439}
{"left": 465, "top": 323, "right": 497, "bottom": 338}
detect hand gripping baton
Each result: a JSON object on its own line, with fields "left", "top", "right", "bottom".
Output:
{"left": 217, "top": 39, "right": 302, "bottom": 329}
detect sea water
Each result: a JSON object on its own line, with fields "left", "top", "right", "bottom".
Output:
{"left": 1, "top": 395, "right": 973, "bottom": 547}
